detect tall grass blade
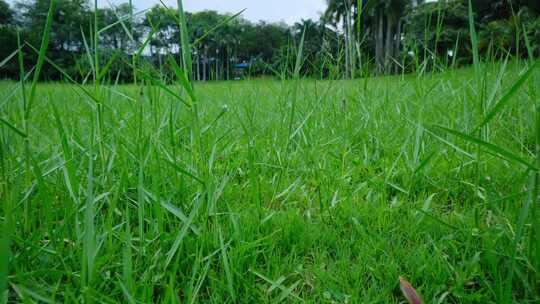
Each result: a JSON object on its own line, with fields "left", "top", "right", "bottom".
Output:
{"left": 0, "top": 212, "right": 11, "bottom": 304}
{"left": 218, "top": 227, "right": 235, "bottom": 301}
{"left": 193, "top": 9, "right": 246, "bottom": 46}
{"left": 82, "top": 113, "right": 96, "bottom": 294}
{"left": 0, "top": 118, "right": 27, "bottom": 138}
{"left": 167, "top": 55, "right": 196, "bottom": 102}
{"left": 165, "top": 196, "right": 204, "bottom": 269}
{"left": 176, "top": 0, "right": 193, "bottom": 80}
{"left": 0, "top": 48, "right": 20, "bottom": 69}
{"left": 505, "top": 175, "right": 535, "bottom": 302}
{"left": 27, "top": 0, "right": 55, "bottom": 116}
{"left": 467, "top": 0, "right": 479, "bottom": 75}
{"left": 434, "top": 125, "right": 537, "bottom": 170}
{"left": 477, "top": 59, "right": 540, "bottom": 129}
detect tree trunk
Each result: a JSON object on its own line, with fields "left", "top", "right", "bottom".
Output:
{"left": 344, "top": 17, "right": 350, "bottom": 79}
{"left": 216, "top": 56, "right": 219, "bottom": 80}
{"left": 375, "top": 9, "right": 384, "bottom": 74}
{"left": 385, "top": 16, "right": 394, "bottom": 74}
{"left": 158, "top": 51, "right": 162, "bottom": 72}
{"left": 203, "top": 46, "right": 208, "bottom": 81}
{"left": 226, "top": 48, "right": 230, "bottom": 80}
{"left": 216, "top": 53, "right": 219, "bottom": 80}
{"left": 347, "top": 7, "right": 355, "bottom": 79}
{"left": 196, "top": 51, "right": 200, "bottom": 81}
{"left": 394, "top": 19, "right": 402, "bottom": 74}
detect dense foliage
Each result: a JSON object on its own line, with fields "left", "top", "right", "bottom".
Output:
{"left": 0, "top": 0, "right": 539, "bottom": 81}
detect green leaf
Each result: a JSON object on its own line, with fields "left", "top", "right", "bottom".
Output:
{"left": 26, "top": 43, "right": 101, "bottom": 105}
{"left": 165, "top": 195, "right": 204, "bottom": 269}
{"left": 193, "top": 9, "right": 246, "bottom": 46}
{"left": 219, "top": 227, "right": 235, "bottom": 301}
{"left": 163, "top": 157, "right": 203, "bottom": 185}
{"left": 27, "top": 0, "right": 55, "bottom": 117}
{"left": 293, "top": 27, "right": 306, "bottom": 78}
{"left": 167, "top": 55, "right": 196, "bottom": 102}
{"left": 0, "top": 221, "right": 11, "bottom": 304}
{"left": 135, "top": 67, "right": 192, "bottom": 107}
{"left": 0, "top": 48, "right": 21, "bottom": 69}
{"left": 97, "top": 51, "right": 121, "bottom": 81}
{"left": 0, "top": 117, "right": 27, "bottom": 138}
{"left": 160, "top": 200, "right": 201, "bottom": 235}
{"left": 477, "top": 59, "right": 540, "bottom": 129}
{"left": 434, "top": 125, "right": 538, "bottom": 171}
{"left": 467, "top": 0, "right": 479, "bottom": 75}
{"left": 176, "top": 0, "right": 193, "bottom": 81}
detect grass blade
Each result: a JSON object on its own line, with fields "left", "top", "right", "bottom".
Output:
{"left": 218, "top": 227, "right": 235, "bottom": 301}
{"left": 477, "top": 59, "right": 540, "bottom": 129}
{"left": 193, "top": 9, "right": 246, "bottom": 46}
{"left": 176, "top": 0, "right": 193, "bottom": 81}
{"left": 167, "top": 55, "right": 196, "bottom": 102}
{"left": 505, "top": 175, "right": 535, "bottom": 302}
{"left": 165, "top": 196, "right": 204, "bottom": 269}
{"left": 161, "top": 200, "right": 201, "bottom": 235}
{"left": 0, "top": 118, "right": 27, "bottom": 138}
{"left": 0, "top": 48, "right": 20, "bottom": 69}
{"left": 434, "top": 125, "right": 537, "bottom": 170}
{"left": 27, "top": 0, "right": 55, "bottom": 116}
{"left": 135, "top": 67, "right": 192, "bottom": 107}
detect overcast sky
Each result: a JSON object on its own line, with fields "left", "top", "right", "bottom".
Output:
{"left": 6, "top": 0, "right": 327, "bottom": 24}
{"left": 106, "top": 0, "right": 327, "bottom": 25}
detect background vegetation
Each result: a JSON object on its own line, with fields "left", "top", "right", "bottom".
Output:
{"left": 0, "top": 0, "right": 539, "bottom": 81}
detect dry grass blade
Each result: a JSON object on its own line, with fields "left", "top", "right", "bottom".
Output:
{"left": 400, "top": 277, "right": 423, "bottom": 304}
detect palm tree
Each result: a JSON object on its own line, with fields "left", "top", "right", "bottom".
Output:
{"left": 324, "top": 0, "right": 356, "bottom": 78}
{"left": 384, "top": 0, "right": 409, "bottom": 73}
{"left": 325, "top": 0, "right": 414, "bottom": 75}
{"left": 0, "top": 0, "right": 14, "bottom": 25}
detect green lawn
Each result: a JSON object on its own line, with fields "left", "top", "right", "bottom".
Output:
{"left": 1, "top": 63, "right": 539, "bottom": 303}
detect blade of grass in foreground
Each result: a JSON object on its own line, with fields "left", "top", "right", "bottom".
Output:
{"left": 0, "top": 48, "right": 20, "bottom": 69}
{"left": 176, "top": 0, "right": 193, "bottom": 81}
{"left": 165, "top": 196, "right": 204, "bottom": 269}
{"left": 275, "top": 27, "right": 305, "bottom": 197}
{"left": 467, "top": 0, "right": 480, "bottom": 77}
{"left": 27, "top": 0, "right": 55, "bottom": 117}
{"left": 0, "top": 208, "right": 12, "bottom": 304}
{"left": 135, "top": 66, "right": 191, "bottom": 107}
{"left": 82, "top": 112, "right": 96, "bottom": 300}
{"left": 0, "top": 117, "right": 27, "bottom": 138}
{"left": 476, "top": 59, "right": 540, "bottom": 129}
{"left": 433, "top": 125, "right": 538, "bottom": 171}
{"left": 505, "top": 175, "right": 535, "bottom": 302}
{"left": 218, "top": 227, "right": 235, "bottom": 302}
{"left": 0, "top": 152, "right": 16, "bottom": 303}
{"left": 286, "top": 27, "right": 306, "bottom": 145}
{"left": 167, "top": 55, "right": 196, "bottom": 102}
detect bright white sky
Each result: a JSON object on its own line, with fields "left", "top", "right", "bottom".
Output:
{"left": 8, "top": 1, "right": 439, "bottom": 25}
{"left": 7, "top": 0, "right": 327, "bottom": 24}
{"left": 110, "top": 0, "right": 327, "bottom": 24}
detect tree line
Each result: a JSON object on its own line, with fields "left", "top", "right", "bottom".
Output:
{"left": 0, "top": 0, "right": 539, "bottom": 82}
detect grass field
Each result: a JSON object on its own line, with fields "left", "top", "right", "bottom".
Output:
{"left": 1, "top": 61, "right": 540, "bottom": 303}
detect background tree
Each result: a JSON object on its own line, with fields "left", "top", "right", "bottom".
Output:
{"left": 1, "top": 0, "right": 539, "bottom": 81}
{"left": 0, "top": 0, "right": 14, "bottom": 25}
{"left": 0, "top": 0, "right": 17, "bottom": 79}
